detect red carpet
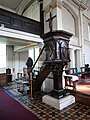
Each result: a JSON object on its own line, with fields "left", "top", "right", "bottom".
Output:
{"left": 76, "top": 81, "right": 90, "bottom": 95}
{"left": 0, "top": 90, "right": 39, "bottom": 120}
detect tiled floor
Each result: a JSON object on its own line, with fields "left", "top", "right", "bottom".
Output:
{"left": 3, "top": 81, "right": 90, "bottom": 120}
{"left": 17, "top": 93, "right": 90, "bottom": 120}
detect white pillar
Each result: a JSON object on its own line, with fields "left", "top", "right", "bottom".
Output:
{"left": 79, "top": 7, "right": 85, "bottom": 66}
{"left": 14, "top": 52, "right": 19, "bottom": 79}
{"left": 70, "top": 48, "right": 75, "bottom": 68}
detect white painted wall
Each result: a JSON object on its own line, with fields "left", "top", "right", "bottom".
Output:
{"left": 23, "top": 1, "right": 40, "bottom": 21}
{"left": 6, "top": 45, "right": 13, "bottom": 71}
{"left": 13, "top": 51, "right": 28, "bottom": 79}
{"left": 0, "top": 27, "right": 43, "bottom": 45}
{"left": 19, "top": 51, "right": 28, "bottom": 73}
{"left": 0, "top": 45, "right": 14, "bottom": 73}
{"left": 82, "top": 14, "right": 90, "bottom": 66}
{"left": 0, "top": 4, "right": 16, "bottom": 13}
{"left": 85, "top": 41, "right": 90, "bottom": 65}
{"left": 83, "top": 15, "right": 89, "bottom": 41}
{"left": 62, "top": 7, "right": 75, "bottom": 35}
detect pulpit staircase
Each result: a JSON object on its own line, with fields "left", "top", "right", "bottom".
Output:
{"left": 32, "top": 64, "right": 52, "bottom": 92}
{"left": 31, "top": 45, "right": 52, "bottom": 93}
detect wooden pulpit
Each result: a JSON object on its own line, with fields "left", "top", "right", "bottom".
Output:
{"left": 42, "top": 30, "right": 73, "bottom": 98}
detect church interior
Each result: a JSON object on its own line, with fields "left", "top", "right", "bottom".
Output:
{"left": 0, "top": 0, "right": 90, "bottom": 119}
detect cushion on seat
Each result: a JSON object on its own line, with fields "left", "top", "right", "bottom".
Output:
{"left": 76, "top": 67, "right": 81, "bottom": 73}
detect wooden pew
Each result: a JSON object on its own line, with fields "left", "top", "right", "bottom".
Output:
{"left": 64, "top": 67, "right": 90, "bottom": 90}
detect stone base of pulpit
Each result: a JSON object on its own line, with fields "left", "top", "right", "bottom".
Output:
{"left": 42, "top": 94, "right": 75, "bottom": 110}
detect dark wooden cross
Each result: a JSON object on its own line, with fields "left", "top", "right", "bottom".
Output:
{"left": 46, "top": 10, "right": 56, "bottom": 32}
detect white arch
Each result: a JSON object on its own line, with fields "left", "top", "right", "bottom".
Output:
{"left": 62, "top": 1, "right": 79, "bottom": 36}
{"left": 16, "top": 0, "right": 32, "bottom": 15}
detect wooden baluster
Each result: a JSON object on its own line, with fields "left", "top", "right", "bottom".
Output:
{"left": 30, "top": 72, "right": 33, "bottom": 98}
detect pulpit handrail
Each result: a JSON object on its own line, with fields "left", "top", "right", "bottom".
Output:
{"left": 31, "top": 45, "right": 45, "bottom": 72}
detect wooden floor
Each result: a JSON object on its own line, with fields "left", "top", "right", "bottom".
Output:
{"left": 66, "top": 88, "right": 90, "bottom": 106}
{"left": 65, "top": 79, "right": 90, "bottom": 106}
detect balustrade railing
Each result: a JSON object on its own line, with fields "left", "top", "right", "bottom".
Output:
{"left": 0, "top": 8, "right": 41, "bottom": 35}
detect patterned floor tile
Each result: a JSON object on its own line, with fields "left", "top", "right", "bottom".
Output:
{"left": 17, "top": 94, "right": 90, "bottom": 120}
{"left": 3, "top": 82, "right": 90, "bottom": 120}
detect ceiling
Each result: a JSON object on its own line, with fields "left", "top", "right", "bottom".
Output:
{"left": 0, "top": 0, "right": 24, "bottom": 10}
{"left": 81, "top": 0, "right": 90, "bottom": 6}
{"left": 0, "top": 36, "right": 33, "bottom": 46}
{"left": 0, "top": 33, "right": 39, "bottom": 49}
{"left": 0, "top": 0, "right": 90, "bottom": 10}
